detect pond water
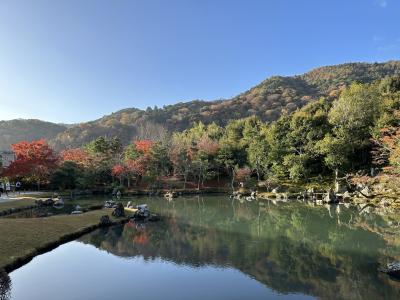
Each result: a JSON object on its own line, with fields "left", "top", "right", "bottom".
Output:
{"left": 7, "top": 196, "right": 400, "bottom": 299}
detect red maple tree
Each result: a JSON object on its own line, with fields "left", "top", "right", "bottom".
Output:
{"left": 4, "top": 140, "right": 58, "bottom": 188}
{"left": 372, "top": 125, "right": 400, "bottom": 174}
{"left": 134, "top": 140, "right": 153, "bottom": 154}
{"left": 126, "top": 156, "right": 148, "bottom": 176}
{"left": 60, "top": 148, "right": 91, "bottom": 167}
{"left": 111, "top": 164, "right": 125, "bottom": 177}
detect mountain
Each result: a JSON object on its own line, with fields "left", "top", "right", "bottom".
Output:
{"left": 1, "top": 61, "right": 400, "bottom": 151}
{"left": 0, "top": 119, "right": 67, "bottom": 150}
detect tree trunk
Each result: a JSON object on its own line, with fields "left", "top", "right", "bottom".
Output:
{"left": 230, "top": 167, "right": 235, "bottom": 192}
{"left": 197, "top": 174, "right": 201, "bottom": 190}
{"left": 183, "top": 173, "right": 187, "bottom": 190}
{"left": 256, "top": 159, "right": 261, "bottom": 182}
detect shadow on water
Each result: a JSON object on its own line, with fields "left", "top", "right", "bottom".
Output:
{"left": 79, "top": 196, "right": 400, "bottom": 300}
{"left": 0, "top": 270, "right": 11, "bottom": 300}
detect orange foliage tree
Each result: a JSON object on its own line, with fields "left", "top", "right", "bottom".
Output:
{"left": 4, "top": 140, "right": 58, "bottom": 189}
{"left": 111, "top": 164, "right": 126, "bottom": 184}
{"left": 373, "top": 126, "right": 400, "bottom": 174}
{"left": 60, "top": 148, "right": 92, "bottom": 167}
{"left": 134, "top": 140, "right": 153, "bottom": 154}
{"left": 125, "top": 142, "right": 153, "bottom": 187}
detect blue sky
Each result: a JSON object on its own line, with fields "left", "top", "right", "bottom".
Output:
{"left": 0, "top": 0, "right": 399, "bottom": 124}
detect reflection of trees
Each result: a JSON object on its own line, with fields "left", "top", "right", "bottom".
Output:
{"left": 0, "top": 270, "right": 11, "bottom": 300}
{"left": 80, "top": 197, "right": 400, "bottom": 300}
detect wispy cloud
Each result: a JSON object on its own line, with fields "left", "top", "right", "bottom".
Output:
{"left": 375, "top": 0, "right": 388, "bottom": 8}
{"left": 377, "top": 44, "right": 399, "bottom": 52}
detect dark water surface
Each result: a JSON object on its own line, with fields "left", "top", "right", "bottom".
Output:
{"left": 8, "top": 196, "right": 400, "bottom": 299}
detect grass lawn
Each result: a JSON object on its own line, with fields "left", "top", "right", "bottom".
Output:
{"left": 0, "top": 209, "right": 117, "bottom": 271}
{"left": 0, "top": 198, "right": 38, "bottom": 213}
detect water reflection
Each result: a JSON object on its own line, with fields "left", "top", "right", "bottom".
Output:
{"left": 6, "top": 196, "right": 400, "bottom": 299}
{"left": 80, "top": 196, "right": 400, "bottom": 300}
{"left": 0, "top": 270, "right": 11, "bottom": 300}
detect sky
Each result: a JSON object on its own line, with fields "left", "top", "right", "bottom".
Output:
{"left": 0, "top": 0, "right": 399, "bottom": 124}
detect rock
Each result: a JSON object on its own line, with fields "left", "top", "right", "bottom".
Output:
{"left": 379, "top": 261, "right": 400, "bottom": 279}
{"left": 272, "top": 187, "right": 280, "bottom": 194}
{"left": 276, "top": 193, "right": 288, "bottom": 201}
{"left": 358, "top": 203, "right": 373, "bottom": 214}
{"left": 238, "top": 187, "right": 250, "bottom": 196}
{"left": 324, "top": 189, "right": 338, "bottom": 204}
{"left": 342, "top": 191, "right": 351, "bottom": 199}
{"left": 99, "top": 215, "right": 111, "bottom": 226}
{"left": 164, "top": 192, "right": 176, "bottom": 199}
{"left": 360, "top": 186, "right": 371, "bottom": 197}
{"left": 135, "top": 204, "right": 150, "bottom": 218}
{"left": 36, "top": 199, "right": 55, "bottom": 206}
{"left": 112, "top": 203, "right": 125, "bottom": 217}
{"left": 306, "top": 188, "right": 315, "bottom": 196}
{"left": 104, "top": 200, "right": 116, "bottom": 208}
{"left": 148, "top": 214, "right": 161, "bottom": 222}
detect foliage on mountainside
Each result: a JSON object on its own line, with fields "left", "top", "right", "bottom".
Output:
{"left": 50, "top": 61, "right": 400, "bottom": 150}
{"left": 2, "top": 75, "right": 399, "bottom": 191}
{"left": 1, "top": 61, "right": 400, "bottom": 151}
{"left": 0, "top": 119, "right": 66, "bottom": 150}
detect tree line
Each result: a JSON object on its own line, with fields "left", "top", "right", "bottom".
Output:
{"left": 1, "top": 76, "right": 399, "bottom": 192}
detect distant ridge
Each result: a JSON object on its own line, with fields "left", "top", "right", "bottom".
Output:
{"left": 1, "top": 60, "right": 399, "bottom": 151}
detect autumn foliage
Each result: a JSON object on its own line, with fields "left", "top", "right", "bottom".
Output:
{"left": 125, "top": 156, "right": 148, "bottom": 176}
{"left": 373, "top": 126, "right": 400, "bottom": 174}
{"left": 4, "top": 139, "right": 58, "bottom": 185}
{"left": 111, "top": 164, "right": 125, "bottom": 177}
{"left": 134, "top": 140, "right": 153, "bottom": 154}
{"left": 60, "top": 148, "right": 91, "bottom": 167}
{"left": 109, "top": 140, "right": 154, "bottom": 185}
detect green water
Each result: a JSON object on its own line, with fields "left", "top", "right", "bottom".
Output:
{"left": 7, "top": 196, "right": 400, "bottom": 299}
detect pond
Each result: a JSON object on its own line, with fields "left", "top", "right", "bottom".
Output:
{"left": 6, "top": 196, "right": 400, "bottom": 299}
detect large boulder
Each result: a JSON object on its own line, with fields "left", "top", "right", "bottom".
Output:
{"left": 271, "top": 187, "right": 280, "bottom": 194}
{"left": 380, "top": 261, "right": 400, "bottom": 279}
{"left": 360, "top": 186, "right": 371, "bottom": 197}
{"left": 36, "top": 199, "right": 55, "bottom": 206}
{"left": 99, "top": 215, "right": 111, "bottom": 226}
{"left": 112, "top": 203, "right": 125, "bottom": 217}
{"left": 342, "top": 191, "right": 352, "bottom": 202}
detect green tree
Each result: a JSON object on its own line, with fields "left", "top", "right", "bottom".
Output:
{"left": 284, "top": 99, "right": 331, "bottom": 180}
{"left": 147, "top": 141, "right": 171, "bottom": 186}
{"left": 318, "top": 83, "right": 381, "bottom": 172}
{"left": 50, "top": 161, "right": 83, "bottom": 190}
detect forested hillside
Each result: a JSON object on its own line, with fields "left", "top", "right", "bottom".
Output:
{"left": 3, "top": 72, "right": 400, "bottom": 197}
{"left": 0, "top": 119, "right": 67, "bottom": 150}
{"left": 1, "top": 61, "right": 400, "bottom": 150}
{"left": 51, "top": 61, "right": 400, "bottom": 149}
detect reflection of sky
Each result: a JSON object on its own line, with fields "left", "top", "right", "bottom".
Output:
{"left": 10, "top": 241, "right": 314, "bottom": 300}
